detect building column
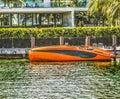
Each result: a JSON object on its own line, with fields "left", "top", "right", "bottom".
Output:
{"left": 71, "top": 11, "right": 75, "bottom": 27}
{"left": 44, "top": 0, "right": 51, "bottom": 8}
{"left": 63, "top": 11, "right": 74, "bottom": 27}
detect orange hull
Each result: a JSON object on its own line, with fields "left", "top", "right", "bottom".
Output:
{"left": 28, "top": 45, "right": 115, "bottom": 62}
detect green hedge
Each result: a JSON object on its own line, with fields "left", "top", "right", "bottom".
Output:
{"left": 0, "top": 27, "right": 120, "bottom": 39}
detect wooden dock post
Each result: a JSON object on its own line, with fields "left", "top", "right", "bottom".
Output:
{"left": 85, "top": 36, "right": 90, "bottom": 48}
{"left": 60, "top": 36, "right": 64, "bottom": 45}
{"left": 31, "top": 37, "right": 35, "bottom": 48}
{"left": 112, "top": 35, "right": 117, "bottom": 61}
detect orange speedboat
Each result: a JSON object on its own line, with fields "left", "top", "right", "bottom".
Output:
{"left": 28, "top": 45, "right": 115, "bottom": 62}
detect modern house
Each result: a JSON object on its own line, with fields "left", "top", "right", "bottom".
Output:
{"left": 0, "top": 0, "right": 89, "bottom": 28}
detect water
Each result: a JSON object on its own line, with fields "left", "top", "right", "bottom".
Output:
{"left": 0, "top": 59, "right": 120, "bottom": 99}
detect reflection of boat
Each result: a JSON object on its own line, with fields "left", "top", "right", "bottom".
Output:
{"left": 28, "top": 45, "right": 115, "bottom": 62}
{"left": 30, "top": 61, "right": 78, "bottom": 65}
{"left": 93, "top": 62, "right": 112, "bottom": 67}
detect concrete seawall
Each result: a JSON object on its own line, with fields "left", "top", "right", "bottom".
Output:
{"left": 0, "top": 48, "right": 30, "bottom": 59}
{"left": 0, "top": 48, "right": 30, "bottom": 54}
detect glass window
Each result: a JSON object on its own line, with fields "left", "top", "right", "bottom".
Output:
{"left": 0, "top": 0, "right": 9, "bottom": 8}
{"left": 33, "top": 14, "right": 40, "bottom": 26}
{"left": 2, "top": 14, "right": 11, "bottom": 27}
{"left": 0, "top": 1, "right": 4, "bottom": 7}
{"left": 12, "top": 1, "right": 21, "bottom": 8}
{"left": 25, "top": 0, "right": 33, "bottom": 7}
{"left": 49, "top": 14, "right": 54, "bottom": 26}
{"left": 19, "top": 14, "right": 26, "bottom": 26}
{"left": 60, "top": 0, "right": 66, "bottom": 7}
{"left": 0, "top": 14, "right": 3, "bottom": 27}
{"left": 51, "top": 0, "right": 66, "bottom": 7}
{"left": 51, "top": 0, "right": 59, "bottom": 7}
{"left": 24, "top": 0, "right": 43, "bottom": 8}
{"left": 0, "top": 13, "right": 64, "bottom": 27}
{"left": 77, "top": 0, "right": 87, "bottom": 7}
{"left": 33, "top": 0, "right": 43, "bottom": 7}
{"left": 41, "top": 14, "right": 49, "bottom": 27}
{"left": 32, "top": 50, "right": 97, "bottom": 58}
{"left": 0, "top": 14, "right": 13, "bottom": 27}
{"left": 75, "top": 11, "right": 104, "bottom": 26}
{"left": 26, "top": 14, "right": 33, "bottom": 26}
{"left": 56, "top": 13, "right": 63, "bottom": 26}
{"left": 41, "top": 13, "right": 63, "bottom": 27}
{"left": 51, "top": 0, "right": 77, "bottom": 7}
{"left": 11, "top": 14, "right": 19, "bottom": 26}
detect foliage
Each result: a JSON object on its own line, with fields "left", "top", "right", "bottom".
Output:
{"left": 0, "top": 59, "right": 29, "bottom": 81}
{"left": 0, "top": 27, "right": 120, "bottom": 39}
{"left": 87, "top": 0, "right": 120, "bottom": 26}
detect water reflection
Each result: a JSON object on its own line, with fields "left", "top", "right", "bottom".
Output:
{"left": 0, "top": 60, "right": 120, "bottom": 98}
{"left": 30, "top": 61, "right": 112, "bottom": 67}
{"left": 30, "top": 61, "right": 78, "bottom": 65}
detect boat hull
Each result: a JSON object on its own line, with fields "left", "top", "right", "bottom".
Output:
{"left": 28, "top": 45, "right": 115, "bottom": 62}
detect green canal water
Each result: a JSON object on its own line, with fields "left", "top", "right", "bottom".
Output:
{"left": 0, "top": 59, "right": 120, "bottom": 99}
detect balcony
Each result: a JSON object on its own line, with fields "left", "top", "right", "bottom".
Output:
{"left": 0, "top": 7, "right": 87, "bottom": 13}
{"left": 51, "top": 0, "right": 88, "bottom": 7}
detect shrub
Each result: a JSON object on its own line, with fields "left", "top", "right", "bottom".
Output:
{"left": 0, "top": 27, "right": 120, "bottom": 39}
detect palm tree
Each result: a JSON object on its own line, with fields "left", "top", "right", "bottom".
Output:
{"left": 87, "top": 0, "right": 106, "bottom": 26}
{"left": 87, "top": 0, "right": 120, "bottom": 26}
{"left": 106, "top": 0, "right": 120, "bottom": 26}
